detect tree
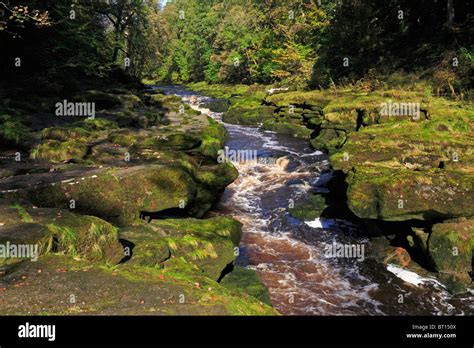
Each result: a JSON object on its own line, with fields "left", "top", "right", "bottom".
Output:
{"left": 95, "top": 0, "right": 150, "bottom": 64}
{"left": 0, "top": 1, "right": 50, "bottom": 37}
{"left": 446, "top": 0, "right": 454, "bottom": 29}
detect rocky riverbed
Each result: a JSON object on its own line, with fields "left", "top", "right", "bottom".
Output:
{"left": 0, "top": 86, "right": 277, "bottom": 315}
{"left": 188, "top": 82, "right": 474, "bottom": 298}
{"left": 1, "top": 81, "right": 472, "bottom": 315}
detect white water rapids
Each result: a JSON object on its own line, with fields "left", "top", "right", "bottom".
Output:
{"left": 159, "top": 85, "right": 473, "bottom": 316}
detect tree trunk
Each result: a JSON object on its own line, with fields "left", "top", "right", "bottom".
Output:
{"left": 447, "top": 0, "right": 455, "bottom": 29}
{"left": 112, "top": 46, "right": 120, "bottom": 63}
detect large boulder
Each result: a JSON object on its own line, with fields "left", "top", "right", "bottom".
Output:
{"left": 330, "top": 103, "right": 474, "bottom": 222}
{"left": 341, "top": 166, "right": 473, "bottom": 221}
{"left": 0, "top": 200, "right": 123, "bottom": 265}
{"left": 429, "top": 218, "right": 474, "bottom": 276}
{"left": 0, "top": 160, "right": 238, "bottom": 226}
{"left": 220, "top": 266, "right": 273, "bottom": 305}
{"left": 0, "top": 165, "right": 197, "bottom": 225}
{"left": 120, "top": 217, "right": 242, "bottom": 281}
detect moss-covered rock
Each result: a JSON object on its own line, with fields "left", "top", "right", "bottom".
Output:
{"left": 154, "top": 217, "right": 242, "bottom": 280}
{"left": 288, "top": 194, "right": 328, "bottom": 220}
{"left": 154, "top": 133, "right": 202, "bottom": 151}
{"left": 118, "top": 93, "right": 143, "bottom": 110}
{"left": 201, "top": 99, "right": 231, "bottom": 113}
{"left": 265, "top": 90, "right": 332, "bottom": 108}
{"left": 371, "top": 217, "right": 474, "bottom": 294}
{"left": 119, "top": 223, "right": 171, "bottom": 267}
{"left": 0, "top": 85, "right": 277, "bottom": 316}
{"left": 185, "top": 82, "right": 274, "bottom": 126}
{"left": 174, "top": 163, "right": 237, "bottom": 216}
{"left": 311, "top": 89, "right": 474, "bottom": 293}
{"left": 195, "top": 117, "right": 228, "bottom": 158}
{"left": 429, "top": 218, "right": 474, "bottom": 275}
{"left": 120, "top": 217, "right": 242, "bottom": 281}
{"left": 329, "top": 95, "right": 474, "bottom": 222}
{"left": 1, "top": 165, "right": 197, "bottom": 225}
{"left": 81, "top": 117, "right": 119, "bottom": 131}
{"left": 223, "top": 105, "right": 275, "bottom": 125}
{"left": 1, "top": 159, "right": 238, "bottom": 225}
{"left": 30, "top": 139, "right": 89, "bottom": 163}
{"left": 30, "top": 118, "right": 122, "bottom": 164}
{"left": 261, "top": 118, "right": 313, "bottom": 138}
{"left": 0, "top": 201, "right": 123, "bottom": 265}
{"left": 148, "top": 93, "right": 181, "bottom": 106}
{"left": 310, "top": 127, "right": 347, "bottom": 153}
{"left": 73, "top": 90, "right": 121, "bottom": 110}
{"left": 368, "top": 235, "right": 416, "bottom": 269}
{"left": 340, "top": 166, "right": 474, "bottom": 221}
{"left": 0, "top": 253, "right": 278, "bottom": 315}
{"left": 220, "top": 266, "right": 273, "bottom": 305}
{"left": 107, "top": 128, "right": 212, "bottom": 153}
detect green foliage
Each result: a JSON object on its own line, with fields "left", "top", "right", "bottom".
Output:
{"left": 1, "top": 0, "right": 473, "bottom": 93}
{"left": 167, "top": 234, "right": 218, "bottom": 261}
{"left": 154, "top": 0, "right": 328, "bottom": 85}
{"left": 30, "top": 139, "right": 89, "bottom": 163}
{"left": 10, "top": 203, "right": 34, "bottom": 223}
{"left": 0, "top": 115, "right": 27, "bottom": 145}
{"left": 151, "top": 0, "right": 473, "bottom": 92}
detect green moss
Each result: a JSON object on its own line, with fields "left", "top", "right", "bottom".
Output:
{"left": 311, "top": 128, "right": 347, "bottom": 153}
{"left": 223, "top": 105, "right": 275, "bottom": 125}
{"left": 288, "top": 194, "right": 328, "bottom": 220}
{"left": 81, "top": 118, "right": 119, "bottom": 131}
{"left": 343, "top": 165, "right": 474, "bottom": 221}
{"left": 108, "top": 129, "right": 202, "bottom": 151}
{"left": 187, "top": 82, "right": 267, "bottom": 100}
{"left": 149, "top": 93, "right": 181, "bottom": 106}
{"left": 0, "top": 202, "right": 123, "bottom": 265}
{"left": 430, "top": 218, "right": 474, "bottom": 274}
{"left": 0, "top": 200, "right": 275, "bottom": 314}
{"left": 261, "top": 118, "right": 313, "bottom": 138}
{"left": 187, "top": 82, "right": 273, "bottom": 126}
{"left": 4, "top": 165, "right": 199, "bottom": 225}
{"left": 154, "top": 133, "right": 202, "bottom": 151}
{"left": 9, "top": 203, "right": 34, "bottom": 223}
{"left": 119, "top": 224, "right": 170, "bottom": 267}
{"left": 195, "top": 162, "right": 238, "bottom": 191}
{"left": 118, "top": 94, "right": 143, "bottom": 110}
{"left": 41, "top": 214, "right": 122, "bottom": 264}
{"left": 108, "top": 129, "right": 140, "bottom": 146}
{"left": 41, "top": 127, "right": 91, "bottom": 141}
{"left": 320, "top": 88, "right": 473, "bottom": 224}
{"left": 265, "top": 90, "right": 333, "bottom": 108}
{"left": 220, "top": 266, "right": 273, "bottom": 305}
{"left": 0, "top": 253, "right": 278, "bottom": 315}
{"left": 30, "top": 139, "right": 89, "bottom": 163}
{"left": 121, "top": 217, "right": 242, "bottom": 281}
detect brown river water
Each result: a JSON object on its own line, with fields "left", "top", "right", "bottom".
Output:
{"left": 159, "top": 85, "right": 474, "bottom": 316}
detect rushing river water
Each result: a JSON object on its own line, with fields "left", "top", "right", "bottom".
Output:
{"left": 158, "top": 85, "right": 473, "bottom": 316}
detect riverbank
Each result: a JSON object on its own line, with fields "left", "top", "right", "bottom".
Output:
{"left": 1, "top": 80, "right": 472, "bottom": 315}
{"left": 0, "top": 84, "right": 277, "bottom": 315}
{"left": 186, "top": 81, "right": 474, "bottom": 295}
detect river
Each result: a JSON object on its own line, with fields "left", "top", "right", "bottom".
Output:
{"left": 158, "top": 85, "right": 473, "bottom": 316}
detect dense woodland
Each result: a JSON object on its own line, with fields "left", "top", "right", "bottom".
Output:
{"left": 0, "top": 0, "right": 473, "bottom": 93}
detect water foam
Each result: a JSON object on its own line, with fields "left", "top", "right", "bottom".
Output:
{"left": 167, "top": 86, "right": 474, "bottom": 316}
